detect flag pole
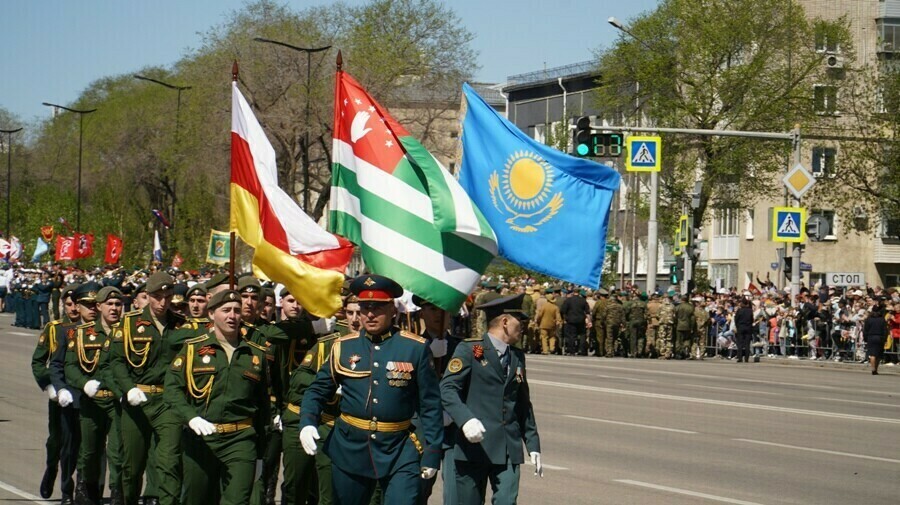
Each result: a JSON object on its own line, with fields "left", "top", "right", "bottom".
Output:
{"left": 229, "top": 60, "right": 239, "bottom": 290}
{"left": 336, "top": 49, "right": 342, "bottom": 71}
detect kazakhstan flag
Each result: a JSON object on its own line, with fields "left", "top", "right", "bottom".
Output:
{"left": 456, "top": 83, "right": 621, "bottom": 287}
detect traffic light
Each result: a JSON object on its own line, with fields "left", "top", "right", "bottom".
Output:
{"left": 669, "top": 262, "right": 683, "bottom": 284}
{"left": 574, "top": 116, "right": 592, "bottom": 157}
{"left": 689, "top": 223, "right": 703, "bottom": 260}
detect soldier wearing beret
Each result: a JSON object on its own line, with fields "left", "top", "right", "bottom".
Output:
{"left": 440, "top": 294, "right": 542, "bottom": 505}
{"left": 65, "top": 286, "right": 126, "bottom": 505}
{"left": 165, "top": 290, "right": 271, "bottom": 505}
{"left": 108, "top": 272, "right": 186, "bottom": 505}
{"left": 186, "top": 284, "right": 208, "bottom": 319}
{"left": 31, "top": 283, "right": 82, "bottom": 502}
{"left": 299, "top": 275, "right": 444, "bottom": 505}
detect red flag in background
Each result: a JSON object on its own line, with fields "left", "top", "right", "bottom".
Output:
{"left": 171, "top": 252, "right": 184, "bottom": 269}
{"left": 55, "top": 236, "right": 76, "bottom": 261}
{"left": 748, "top": 282, "right": 762, "bottom": 296}
{"left": 105, "top": 234, "right": 123, "bottom": 264}
{"left": 74, "top": 233, "right": 95, "bottom": 259}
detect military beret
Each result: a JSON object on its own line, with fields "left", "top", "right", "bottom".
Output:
{"left": 237, "top": 276, "right": 261, "bottom": 294}
{"left": 279, "top": 286, "right": 291, "bottom": 299}
{"left": 62, "top": 283, "right": 81, "bottom": 301}
{"left": 171, "top": 283, "right": 189, "bottom": 305}
{"left": 145, "top": 272, "right": 175, "bottom": 294}
{"left": 208, "top": 289, "right": 241, "bottom": 311}
{"left": 349, "top": 274, "right": 403, "bottom": 301}
{"left": 74, "top": 282, "right": 102, "bottom": 303}
{"left": 134, "top": 283, "right": 146, "bottom": 295}
{"left": 205, "top": 272, "right": 230, "bottom": 290}
{"left": 477, "top": 293, "right": 528, "bottom": 322}
{"left": 96, "top": 286, "right": 124, "bottom": 303}
{"left": 345, "top": 294, "right": 359, "bottom": 305}
{"left": 261, "top": 286, "right": 275, "bottom": 300}
{"left": 186, "top": 284, "right": 207, "bottom": 298}
{"left": 639, "top": 292, "right": 648, "bottom": 301}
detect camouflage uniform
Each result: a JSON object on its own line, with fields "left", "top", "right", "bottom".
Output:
{"left": 645, "top": 297, "right": 661, "bottom": 356}
{"left": 657, "top": 298, "right": 675, "bottom": 359}
{"left": 675, "top": 300, "right": 696, "bottom": 358}
{"left": 591, "top": 295, "right": 609, "bottom": 358}
{"left": 604, "top": 297, "right": 626, "bottom": 357}
{"left": 693, "top": 304, "right": 710, "bottom": 359}
{"left": 626, "top": 298, "right": 647, "bottom": 358}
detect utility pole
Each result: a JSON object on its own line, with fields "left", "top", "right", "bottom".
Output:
{"left": 1, "top": 127, "right": 23, "bottom": 239}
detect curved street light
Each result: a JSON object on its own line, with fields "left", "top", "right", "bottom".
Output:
{"left": 42, "top": 102, "right": 97, "bottom": 231}
{"left": 0, "top": 126, "right": 23, "bottom": 239}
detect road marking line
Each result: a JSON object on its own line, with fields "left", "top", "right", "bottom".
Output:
{"left": 564, "top": 415, "right": 697, "bottom": 434}
{"left": 9, "top": 331, "right": 33, "bottom": 337}
{"left": 0, "top": 479, "right": 54, "bottom": 504}
{"left": 682, "top": 384, "right": 782, "bottom": 396}
{"left": 528, "top": 367, "right": 654, "bottom": 382}
{"left": 811, "top": 397, "right": 900, "bottom": 408}
{"left": 733, "top": 438, "right": 900, "bottom": 464}
{"left": 529, "top": 379, "right": 900, "bottom": 425}
{"left": 614, "top": 480, "right": 765, "bottom": 505}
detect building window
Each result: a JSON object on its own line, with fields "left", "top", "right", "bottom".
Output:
{"left": 745, "top": 209, "right": 755, "bottom": 239}
{"left": 814, "top": 85, "right": 838, "bottom": 114}
{"left": 809, "top": 209, "right": 837, "bottom": 240}
{"left": 886, "top": 274, "right": 900, "bottom": 287}
{"left": 811, "top": 146, "right": 837, "bottom": 178}
{"left": 533, "top": 124, "right": 545, "bottom": 143}
{"left": 715, "top": 209, "right": 739, "bottom": 237}
{"left": 815, "top": 24, "right": 841, "bottom": 53}
{"left": 884, "top": 213, "right": 900, "bottom": 239}
{"left": 877, "top": 18, "right": 900, "bottom": 53}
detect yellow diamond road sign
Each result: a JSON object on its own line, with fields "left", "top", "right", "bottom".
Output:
{"left": 782, "top": 163, "right": 815, "bottom": 200}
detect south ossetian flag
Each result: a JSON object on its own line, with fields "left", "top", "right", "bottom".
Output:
{"left": 329, "top": 71, "right": 497, "bottom": 312}
{"left": 457, "top": 83, "right": 621, "bottom": 288}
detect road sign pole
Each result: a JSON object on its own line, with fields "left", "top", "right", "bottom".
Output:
{"left": 790, "top": 127, "right": 802, "bottom": 308}
{"left": 647, "top": 170, "right": 658, "bottom": 294}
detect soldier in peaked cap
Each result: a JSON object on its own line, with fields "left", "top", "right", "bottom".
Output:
{"left": 170, "top": 283, "right": 189, "bottom": 318}
{"left": 108, "top": 272, "right": 186, "bottom": 505}
{"left": 299, "top": 274, "right": 444, "bottom": 505}
{"left": 440, "top": 293, "right": 543, "bottom": 505}
{"left": 31, "top": 282, "right": 82, "bottom": 503}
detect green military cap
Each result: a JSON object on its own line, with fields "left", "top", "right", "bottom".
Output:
{"left": 237, "top": 276, "right": 261, "bottom": 294}
{"left": 171, "top": 283, "right": 189, "bottom": 305}
{"left": 261, "top": 286, "right": 275, "bottom": 299}
{"left": 62, "top": 283, "right": 81, "bottom": 301}
{"left": 186, "top": 283, "right": 207, "bottom": 298}
{"left": 208, "top": 289, "right": 241, "bottom": 311}
{"left": 477, "top": 293, "right": 529, "bottom": 322}
{"left": 279, "top": 286, "right": 291, "bottom": 299}
{"left": 74, "top": 282, "right": 102, "bottom": 303}
{"left": 205, "top": 272, "right": 230, "bottom": 290}
{"left": 350, "top": 274, "right": 403, "bottom": 301}
{"left": 146, "top": 272, "right": 175, "bottom": 294}
{"left": 96, "top": 286, "right": 124, "bottom": 303}
{"left": 639, "top": 292, "right": 648, "bottom": 301}
{"left": 597, "top": 288, "right": 609, "bottom": 296}
{"left": 134, "top": 282, "right": 146, "bottom": 295}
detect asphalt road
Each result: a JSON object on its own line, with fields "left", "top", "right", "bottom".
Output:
{"left": 1, "top": 312, "right": 897, "bottom": 504}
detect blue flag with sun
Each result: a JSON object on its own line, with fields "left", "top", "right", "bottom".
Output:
{"left": 457, "top": 83, "right": 621, "bottom": 287}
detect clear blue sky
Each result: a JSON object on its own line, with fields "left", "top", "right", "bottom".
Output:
{"left": 0, "top": 0, "right": 660, "bottom": 123}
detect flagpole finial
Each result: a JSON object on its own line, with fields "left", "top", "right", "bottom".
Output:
{"left": 232, "top": 60, "right": 239, "bottom": 82}
{"left": 336, "top": 50, "right": 343, "bottom": 71}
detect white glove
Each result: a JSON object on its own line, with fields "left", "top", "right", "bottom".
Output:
{"left": 421, "top": 467, "right": 437, "bottom": 479}
{"left": 335, "top": 385, "right": 343, "bottom": 396}
{"left": 83, "top": 380, "right": 101, "bottom": 398}
{"left": 461, "top": 418, "right": 486, "bottom": 443}
{"left": 188, "top": 417, "right": 216, "bottom": 436}
{"left": 126, "top": 388, "right": 148, "bottom": 406}
{"left": 530, "top": 451, "right": 543, "bottom": 477}
{"left": 44, "top": 385, "right": 58, "bottom": 402}
{"left": 299, "top": 425, "right": 320, "bottom": 456}
{"left": 273, "top": 415, "right": 283, "bottom": 432}
{"left": 57, "top": 389, "right": 74, "bottom": 407}
{"left": 255, "top": 459, "right": 264, "bottom": 480}
{"left": 442, "top": 411, "right": 453, "bottom": 427}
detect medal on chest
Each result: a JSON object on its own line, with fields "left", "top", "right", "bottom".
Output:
{"left": 349, "top": 354, "right": 361, "bottom": 371}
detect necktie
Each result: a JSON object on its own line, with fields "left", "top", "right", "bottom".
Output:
{"left": 499, "top": 348, "right": 509, "bottom": 376}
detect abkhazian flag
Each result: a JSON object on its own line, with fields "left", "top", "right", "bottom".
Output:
{"left": 231, "top": 80, "right": 352, "bottom": 317}
{"left": 330, "top": 71, "right": 497, "bottom": 312}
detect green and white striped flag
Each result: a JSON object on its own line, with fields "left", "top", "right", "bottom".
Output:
{"left": 330, "top": 71, "right": 497, "bottom": 312}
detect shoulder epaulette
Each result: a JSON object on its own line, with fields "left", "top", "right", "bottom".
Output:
{"left": 335, "top": 320, "right": 349, "bottom": 328}
{"left": 400, "top": 330, "right": 426, "bottom": 344}
{"left": 124, "top": 309, "right": 142, "bottom": 317}
{"left": 76, "top": 322, "right": 94, "bottom": 329}
{"left": 48, "top": 320, "right": 62, "bottom": 327}
{"left": 464, "top": 337, "right": 481, "bottom": 342}
{"left": 338, "top": 332, "right": 360, "bottom": 342}
{"left": 189, "top": 317, "right": 210, "bottom": 323}
{"left": 319, "top": 332, "right": 342, "bottom": 342}
{"left": 184, "top": 335, "right": 209, "bottom": 345}
{"left": 246, "top": 340, "right": 267, "bottom": 352}
{"left": 242, "top": 321, "right": 255, "bottom": 328}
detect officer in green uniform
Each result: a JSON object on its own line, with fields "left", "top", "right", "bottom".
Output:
{"left": 675, "top": 296, "right": 696, "bottom": 359}
{"left": 109, "top": 272, "right": 186, "bottom": 505}
{"left": 604, "top": 293, "right": 626, "bottom": 357}
{"left": 440, "top": 294, "right": 542, "bottom": 505}
{"left": 31, "top": 283, "right": 80, "bottom": 502}
{"left": 590, "top": 289, "right": 608, "bottom": 358}
{"left": 165, "top": 290, "right": 270, "bottom": 505}
{"left": 65, "top": 286, "right": 125, "bottom": 505}
{"left": 279, "top": 287, "right": 340, "bottom": 505}
{"left": 626, "top": 293, "right": 648, "bottom": 358}
{"left": 693, "top": 298, "right": 709, "bottom": 360}
{"left": 299, "top": 275, "right": 443, "bottom": 505}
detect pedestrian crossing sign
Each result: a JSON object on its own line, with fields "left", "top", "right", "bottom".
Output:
{"left": 626, "top": 135, "right": 661, "bottom": 172}
{"left": 772, "top": 207, "right": 806, "bottom": 243}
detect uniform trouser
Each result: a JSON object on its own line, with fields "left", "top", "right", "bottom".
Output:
{"left": 539, "top": 328, "right": 557, "bottom": 354}
{"left": 281, "top": 411, "right": 317, "bottom": 505}
{"left": 593, "top": 324, "right": 606, "bottom": 357}
{"left": 52, "top": 292, "right": 61, "bottom": 320}
{"left": 692, "top": 327, "right": 707, "bottom": 358}
{"left": 331, "top": 459, "right": 420, "bottom": 505}
{"left": 78, "top": 396, "right": 123, "bottom": 492}
{"left": 657, "top": 325, "right": 673, "bottom": 357}
{"left": 45, "top": 400, "right": 62, "bottom": 485}
{"left": 27, "top": 298, "right": 38, "bottom": 328}
{"left": 563, "top": 323, "right": 586, "bottom": 355}
{"left": 60, "top": 405, "right": 81, "bottom": 497}
{"left": 645, "top": 326, "right": 658, "bottom": 355}
{"left": 251, "top": 418, "right": 281, "bottom": 505}
{"left": 315, "top": 425, "right": 335, "bottom": 505}
{"left": 120, "top": 393, "right": 182, "bottom": 505}
{"left": 628, "top": 322, "right": 647, "bottom": 357}
{"left": 676, "top": 330, "right": 692, "bottom": 356}
{"left": 454, "top": 459, "right": 520, "bottom": 505}
{"left": 182, "top": 428, "right": 257, "bottom": 505}
{"left": 736, "top": 331, "right": 752, "bottom": 362}
{"left": 605, "top": 323, "right": 622, "bottom": 356}
{"left": 38, "top": 302, "right": 50, "bottom": 328}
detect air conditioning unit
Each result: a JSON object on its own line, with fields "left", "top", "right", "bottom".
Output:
{"left": 854, "top": 206, "right": 867, "bottom": 219}
{"left": 826, "top": 55, "right": 844, "bottom": 69}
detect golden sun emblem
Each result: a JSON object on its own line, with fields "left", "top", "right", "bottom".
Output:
{"left": 489, "top": 150, "right": 564, "bottom": 233}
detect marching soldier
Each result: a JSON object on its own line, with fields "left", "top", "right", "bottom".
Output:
{"left": 590, "top": 289, "right": 609, "bottom": 357}
{"left": 605, "top": 293, "right": 626, "bottom": 357}
{"left": 440, "top": 294, "right": 542, "bottom": 505}
{"left": 645, "top": 293, "right": 662, "bottom": 358}
{"left": 657, "top": 295, "right": 676, "bottom": 359}
{"left": 65, "top": 286, "right": 125, "bottom": 505}
{"left": 31, "top": 283, "right": 81, "bottom": 502}
{"left": 109, "top": 272, "right": 185, "bottom": 505}
{"left": 299, "top": 275, "right": 443, "bottom": 505}
{"left": 165, "top": 290, "right": 271, "bottom": 505}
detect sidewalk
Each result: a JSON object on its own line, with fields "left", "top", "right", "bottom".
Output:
{"left": 711, "top": 353, "right": 900, "bottom": 375}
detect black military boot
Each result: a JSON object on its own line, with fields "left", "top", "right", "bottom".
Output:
{"left": 109, "top": 486, "right": 125, "bottom": 505}
{"left": 265, "top": 470, "right": 279, "bottom": 505}
{"left": 39, "top": 466, "right": 56, "bottom": 499}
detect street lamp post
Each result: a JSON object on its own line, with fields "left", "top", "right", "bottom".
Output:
{"left": 253, "top": 37, "right": 332, "bottom": 213}
{"left": 133, "top": 75, "right": 192, "bottom": 231}
{"left": 42, "top": 103, "right": 97, "bottom": 231}
{"left": 609, "top": 16, "right": 660, "bottom": 294}
{"left": 1, "top": 127, "right": 23, "bottom": 239}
